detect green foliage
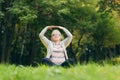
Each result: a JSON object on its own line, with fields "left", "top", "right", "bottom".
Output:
{"left": 97, "top": 0, "right": 120, "bottom": 15}
{"left": 112, "top": 56, "right": 120, "bottom": 64}
{"left": 0, "top": 0, "right": 4, "bottom": 19}
{"left": 92, "top": 15, "right": 120, "bottom": 47}
{"left": 0, "top": 11, "right": 4, "bottom": 18}
{"left": 8, "top": 1, "right": 37, "bottom": 24}
{"left": 0, "top": 64, "right": 120, "bottom": 80}
{"left": 0, "top": 0, "right": 4, "bottom": 3}
{"left": 0, "top": 0, "right": 120, "bottom": 64}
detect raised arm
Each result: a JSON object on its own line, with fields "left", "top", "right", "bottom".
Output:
{"left": 39, "top": 26, "right": 50, "bottom": 48}
{"left": 59, "top": 26, "right": 73, "bottom": 48}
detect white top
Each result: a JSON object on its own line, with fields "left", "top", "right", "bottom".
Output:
{"left": 39, "top": 26, "right": 73, "bottom": 64}
{"left": 50, "top": 43, "right": 65, "bottom": 65}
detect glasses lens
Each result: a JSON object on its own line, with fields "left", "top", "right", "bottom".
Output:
{"left": 52, "top": 34, "right": 60, "bottom": 36}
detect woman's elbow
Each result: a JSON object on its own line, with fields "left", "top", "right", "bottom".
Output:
{"left": 39, "top": 33, "right": 43, "bottom": 38}
{"left": 68, "top": 34, "right": 73, "bottom": 41}
{"left": 70, "top": 34, "right": 73, "bottom": 39}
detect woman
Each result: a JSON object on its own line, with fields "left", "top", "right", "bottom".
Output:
{"left": 39, "top": 26, "right": 73, "bottom": 67}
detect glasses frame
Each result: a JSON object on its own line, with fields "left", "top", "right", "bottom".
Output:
{"left": 51, "top": 34, "right": 61, "bottom": 37}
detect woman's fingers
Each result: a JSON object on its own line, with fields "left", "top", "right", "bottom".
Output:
{"left": 52, "top": 26, "right": 59, "bottom": 28}
{"left": 47, "top": 26, "right": 59, "bottom": 29}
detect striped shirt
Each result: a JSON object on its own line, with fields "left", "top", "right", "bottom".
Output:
{"left": 39, "top": 26, "right": 73, "bottom": 65}
{"left": 50, "top": 43, "right": 65, "bottom": 65}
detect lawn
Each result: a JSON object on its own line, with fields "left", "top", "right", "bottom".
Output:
{"left": 0, "top": 64, "right": 120, "bottom": 80}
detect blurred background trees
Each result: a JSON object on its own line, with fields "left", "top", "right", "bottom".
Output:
{"left": 0, "top": 0, "right": 120, "bottom": 65}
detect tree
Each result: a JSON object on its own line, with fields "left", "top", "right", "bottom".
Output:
{"left": 0, "top": 0, "right": 120, "bottom": 65}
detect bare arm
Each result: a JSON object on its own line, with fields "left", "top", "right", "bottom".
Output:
{"left": 39, "top": 26, "right": 50, "bottom": 48}
{"left": 59, "top": 26, "right": 73, "bottom": 48}
{"left": 39, "top": 26, "right": 59, "bottom": 48}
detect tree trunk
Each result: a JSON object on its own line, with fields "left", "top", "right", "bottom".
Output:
{"left": 20, "top": 25, "right": 27, "bottom": 64}
{"left": 29, "top": 31, "right": 37, "bottom": 65}
{"left": 75, "top": 34, "right": 84, "bottom": 61}
{"left": 28, "top": 0, "right": 38, "bottom": 65}
{"left": 1, "top": 0, "right": 14, "bottom": 63}
{"left": 1, "top": 30, "right": 7, "bottom": 63}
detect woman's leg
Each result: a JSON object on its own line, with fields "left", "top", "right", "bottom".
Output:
{"left": 61, "top": 58, "right": 75, "bottom": 67}
{"left": 41, "top": 58, "right": 55, "bottom": 66}
{"left": 61, "top": 60, "right": 70, "bottom": 67}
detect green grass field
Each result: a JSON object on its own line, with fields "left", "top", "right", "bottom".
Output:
{"left": 0, "top": 64, "right": 120, "bottom": 80}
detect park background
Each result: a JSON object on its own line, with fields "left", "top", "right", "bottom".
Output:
{"left": 0, "top": 0, "right": 120, "bottom": 66}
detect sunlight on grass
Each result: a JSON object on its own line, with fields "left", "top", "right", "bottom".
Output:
{"left": 0, "top": 64, "right": 120, "bottom": 80}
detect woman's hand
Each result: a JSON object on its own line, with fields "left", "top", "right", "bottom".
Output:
{"left": 47, "top": 26, "right": 59, "bottom": 29}
{"left": 58, "top": 26, "right": 65, "bottom": 30}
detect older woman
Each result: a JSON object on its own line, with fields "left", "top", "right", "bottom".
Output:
{"left": 39, "top": 26, "right": 73, "bottom": 67}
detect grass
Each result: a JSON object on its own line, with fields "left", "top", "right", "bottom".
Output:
{"left": 0, "top": 63, "right": 120, "bottom": 80}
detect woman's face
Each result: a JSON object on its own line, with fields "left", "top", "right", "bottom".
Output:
{"left": 51, "top": 30, "right": 61, "bottom": 42}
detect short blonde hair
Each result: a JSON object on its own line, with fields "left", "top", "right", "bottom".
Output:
{"left": 51, "top": 29, "right": 61, "bottom": 36}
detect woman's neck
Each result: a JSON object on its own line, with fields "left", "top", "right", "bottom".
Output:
{"left": 54, "top": 41, "right": 60, "bottom": 44}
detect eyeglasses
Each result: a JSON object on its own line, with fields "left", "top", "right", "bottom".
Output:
{"left": 52, "top": 34, "right": 61, "bottom": 37}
